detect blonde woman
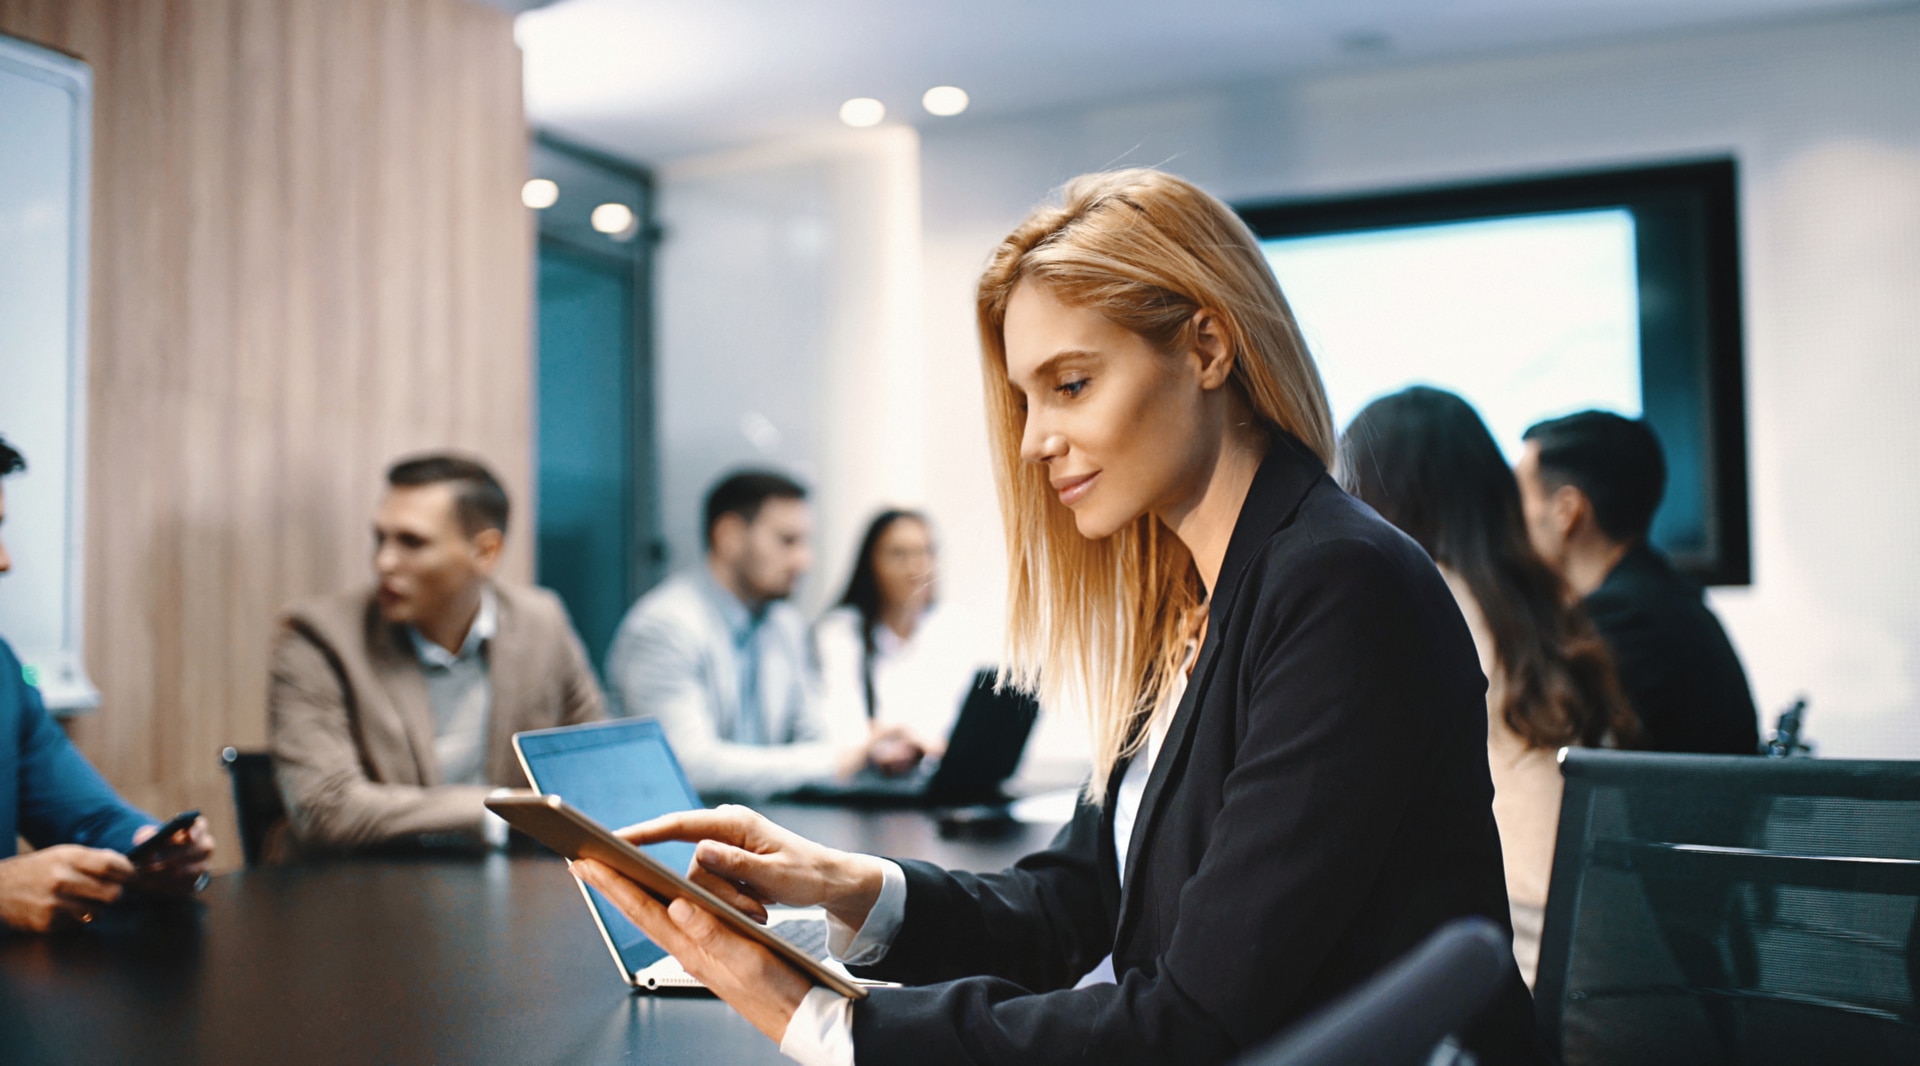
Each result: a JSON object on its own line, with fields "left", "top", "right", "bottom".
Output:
{"left": 575, "top": 171, "right": 1539, "bottom": 1064}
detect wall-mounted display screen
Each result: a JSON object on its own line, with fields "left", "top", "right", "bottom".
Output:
{"left": 1241, "top": 160, "right": 1748, "bottom": 585}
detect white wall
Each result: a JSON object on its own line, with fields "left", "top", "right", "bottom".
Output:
{"left": 658, "top": 8, "right": 1920, "bottom": 764}
{"left": 655, "top": 126, "right": 930, "bottom": 604}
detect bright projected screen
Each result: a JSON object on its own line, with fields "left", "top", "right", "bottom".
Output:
{"left": 1261, "top": 208, "right": 1642, "bottom": 460}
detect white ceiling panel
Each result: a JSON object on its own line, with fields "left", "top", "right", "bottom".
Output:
{"left": 517, "top": 0, "right": 1915, "bottom": 163}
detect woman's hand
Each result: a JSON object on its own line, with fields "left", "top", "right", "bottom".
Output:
{"left": 865, "top": 724, "right": 926, "bottom": 777}
{"left": 573, "top": 858, "right": 813, "bottom": 1043}
{"left": 617, "top": 805, "right": 888, "bottom": 931}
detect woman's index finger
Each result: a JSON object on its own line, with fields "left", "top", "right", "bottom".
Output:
{"left": 614, "top": 805, "right": 754, "bottom": 845}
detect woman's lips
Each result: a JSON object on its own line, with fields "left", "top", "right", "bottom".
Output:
{"left": 1054, "top": 471, "right": 1098, "bottom": 506}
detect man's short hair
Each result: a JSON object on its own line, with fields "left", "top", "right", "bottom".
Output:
{"left": 704, "top": 469, "right": 807, "bottom": 549}
{"left": 1523, "top": 411, "right": 1667, "bottom": 545}
{"left": 0, "top": 435, "right": 23, "bottom": 477}
{"left": 386, "top": 453, "right": 510, "bottom": 536}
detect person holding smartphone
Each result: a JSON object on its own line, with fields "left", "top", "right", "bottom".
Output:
{"left": 0, "top": 435, "right": 215, "bottom": 933}
{"left": 573, "top": 170, "right": 1540, "bottom": 1064}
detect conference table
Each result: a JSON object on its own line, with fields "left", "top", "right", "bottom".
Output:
{"left": 0, "top": 803, "right": 1066, "bottom": 1064}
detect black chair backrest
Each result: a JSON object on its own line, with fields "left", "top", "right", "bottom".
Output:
{"left": 220, "top": 746, "right": 286, "bottom": 868}
{"left": 1536, "top": 749, "right": 1920, "bottom": 1065}
{"left": 1234, "top": 917, "right": 1512, "bottom": 1066}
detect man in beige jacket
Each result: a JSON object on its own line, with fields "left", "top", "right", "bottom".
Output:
{"left": 267, "top": 455, "right": 602, "bottom": 859}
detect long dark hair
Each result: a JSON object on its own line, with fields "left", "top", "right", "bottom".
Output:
{"left": 836, "top": 509, "right": 931, "bottom": 721}
{"left": 1338, "top": 387, "right": 1636, "bottom": 749}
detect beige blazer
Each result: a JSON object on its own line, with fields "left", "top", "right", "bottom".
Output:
{"left": 266, "top": 580, "right": 603, "bottom": 859}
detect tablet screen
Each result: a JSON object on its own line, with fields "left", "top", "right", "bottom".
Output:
{"left": 516, "top": 720, "right": 702, "bottom": 973}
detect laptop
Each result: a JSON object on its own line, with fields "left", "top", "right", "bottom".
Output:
{"left": 512, "top": 717, "right": 839, "bottom": 992}
{"left": 782, "top": 669, "right": 1040, "bottom": 807}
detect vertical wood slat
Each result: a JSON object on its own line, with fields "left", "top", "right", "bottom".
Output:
{"left": 0, "top": 0, "right": 532, "bottom": 870}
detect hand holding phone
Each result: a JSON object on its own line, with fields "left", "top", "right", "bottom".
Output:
{"left": 126, "top": 809, "right": 201, "bottom": 864}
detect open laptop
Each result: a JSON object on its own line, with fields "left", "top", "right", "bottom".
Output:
{"left": 781, "top": 669, "right": 1041, "bottom": 807}
{"left": 512, "top": 717, "right": 839, "bottom": 992}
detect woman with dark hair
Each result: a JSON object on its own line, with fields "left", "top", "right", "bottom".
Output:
{"left": 814, "top": 510, "right": 968, "bottom": 768}
{"left": 1339, "top": 385, "right": 1637, "bottom": 986}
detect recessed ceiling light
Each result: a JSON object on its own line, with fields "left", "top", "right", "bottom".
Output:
{"left": 521, "top": 178, "right": 559, "bottom": 209}
{"left": 921, "top": 86, "right": 969, "bottom": 117}
{"left": 590, "top": 202, "right": 636, "bottom": 237}
{"left": 839, "top": 97, "right": 885, "bottom": 128}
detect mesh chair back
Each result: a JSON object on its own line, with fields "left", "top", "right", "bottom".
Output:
{"left": 1235, "top": 917, "right": 1511, "bottom": 1066}
{"left": 1536, "top": 749, "right": 1920, "bottom": 1065}
{"left": 220, "top": 746, "right": 286, "bottom": 867}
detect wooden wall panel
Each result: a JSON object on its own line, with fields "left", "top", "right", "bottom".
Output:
{"left": 0, "top": 0, "right": 533, "bottom": 871}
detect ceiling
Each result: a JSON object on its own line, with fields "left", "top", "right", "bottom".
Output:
{"left": 510, "top": 0, "right": 1912, "bottom": 165}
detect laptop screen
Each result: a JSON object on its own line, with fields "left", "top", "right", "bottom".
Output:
{"left": 515, "top": 718, "right": 702, "bottom": 974}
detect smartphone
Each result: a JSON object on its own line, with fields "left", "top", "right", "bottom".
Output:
{"left": 126, "top": 808, "right": 200, "bottom": 863}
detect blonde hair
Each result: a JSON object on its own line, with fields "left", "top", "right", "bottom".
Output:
{"left": 977, "top": 169, "right": 1335, "bottom": 798}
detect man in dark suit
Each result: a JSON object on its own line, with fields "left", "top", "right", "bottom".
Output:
{"left": 1517, "top": 411, "right": 1758, "bottom": 755}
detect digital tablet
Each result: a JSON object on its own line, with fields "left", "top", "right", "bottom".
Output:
{"left": 485, "top": 792, "right": 869, "bottom": 1000}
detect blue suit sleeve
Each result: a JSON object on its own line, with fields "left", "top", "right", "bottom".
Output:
{"left": 6, "top": 642, "right": 153, "bottom": 852}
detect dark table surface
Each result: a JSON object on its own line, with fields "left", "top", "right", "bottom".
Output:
{"left": 0, "top": 803, "right": 1065, "bottom": 1065}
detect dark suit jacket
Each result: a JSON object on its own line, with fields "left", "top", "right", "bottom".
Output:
{"left": 1585, "top": 543, "right": 1758, "bottom": 755}
{"left": 848, "top": 437, "right": 1539, "bottom": 1064}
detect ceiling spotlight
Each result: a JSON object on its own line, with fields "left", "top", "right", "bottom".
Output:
{"left": 590, "top": 202, "right": 636, "bottom": 237}
{"left": 521, "top": 178, "right": 559, "bottom": 209}
{"left": 921, "top": 86, "right": 969, "bottom": 117}
{"left": 839, "top": 97, "right": 886, "bottom": 128}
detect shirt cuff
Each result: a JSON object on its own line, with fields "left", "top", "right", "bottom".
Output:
{"left": 482, "top": 788, "right": 512, "bottom": 850}
{"left": 828, "top": 858, "right": 906, "bottom": 967}
{"left": 780, "top": 985, "right": 856, "bottom": 1066}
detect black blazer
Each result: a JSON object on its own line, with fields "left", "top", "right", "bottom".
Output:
{"left": 1584, "top": 543, "right": 1759, "bottom": 756}
{"left": 849, "top": 437, "right": 1539, "bottom": 1064}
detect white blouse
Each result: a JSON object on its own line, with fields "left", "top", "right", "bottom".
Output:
{"left": 813, "top": 605, "right": 981, "bottom": 747}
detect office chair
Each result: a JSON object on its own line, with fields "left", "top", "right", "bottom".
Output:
{"left": 1233, "top": 917, "right": 1512, "bottom": 1066}
{"left": 219, "top": 746, "right": 286, "bottom": 867}
{"left": 1535, "top": 749, "right": 1920, "bottom": 1065}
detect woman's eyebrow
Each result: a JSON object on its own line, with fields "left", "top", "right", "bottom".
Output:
{"left": 1023, "top": 350, "right": 1100, "bottom": 381}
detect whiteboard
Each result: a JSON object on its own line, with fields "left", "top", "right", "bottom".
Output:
{"left": 0, "top": 35, "right": 97, "bottom": 713}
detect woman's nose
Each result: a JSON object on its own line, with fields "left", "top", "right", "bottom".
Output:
{"left": 1020, "top": 414, "right": 1064, "bottom": 466}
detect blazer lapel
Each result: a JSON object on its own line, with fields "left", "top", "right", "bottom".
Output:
{"left": 1112, "top": 434, "right": 1328, "bottom": 944}
{"left": 366, "top": 607, "right": 440, "bottom": 787}
{"left": 484, "top": 587, "right": 534, "bottom": 785}
{"left": 1115, "top": 628, "right": 1220, "bottom": 925}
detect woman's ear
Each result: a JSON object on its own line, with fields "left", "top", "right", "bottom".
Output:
{"left": 1188, "top": 310, "right": 1236, "bottom": 390}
